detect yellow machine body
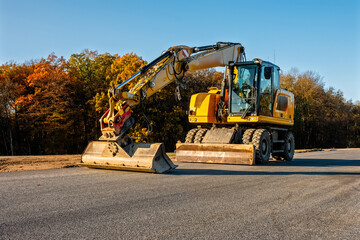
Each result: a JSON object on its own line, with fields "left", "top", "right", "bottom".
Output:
{"left": 188, "top": 89, "right": 294, "bottom": 126}
{"left": 188, "top": 92, "right": 220, "bottom": 124}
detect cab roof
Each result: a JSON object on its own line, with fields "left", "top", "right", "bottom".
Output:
{"left": 235, "top": 58, "right": 280, "bottom": 69}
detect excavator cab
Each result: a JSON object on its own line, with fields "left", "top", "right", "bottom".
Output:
{"left": 229, "top": 62, "right": 258, "bottom": 117}
{"left": 229, "top": 59, "right": 280, "bottom": 118}
{"left": 187, "top": 59, "right": 289, "bottom": 124}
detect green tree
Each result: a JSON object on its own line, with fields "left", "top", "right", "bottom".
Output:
{"left": 67, "top": 50, "right": 116, "bottom": 149}
{"left": 129, "top": 69, "right": 223, "bottom": 151}
{"left": 280, "top": 71, "right": 357, "bottom": 149}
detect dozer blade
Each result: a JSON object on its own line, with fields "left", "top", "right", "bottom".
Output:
{"left": 176, "top": 143, "right": 255, "bottom": 165}
{"left": 80, "top": 141, "right": 177, "bottom": 173}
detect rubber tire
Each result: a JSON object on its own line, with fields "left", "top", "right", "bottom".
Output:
{"left": 193, "top": 129, "right": 208, "bottom": 143}
{"left": 242, "top": 129, "right": 256, "bottom": 144}
{"left": 185, "top": 129, "right": 198, "bottom": 143}
{"left": 282, "top": 131, "right": 295, "bottom": 161}
{"left": 252, "top": 129, "right": 271, "bottom": 164}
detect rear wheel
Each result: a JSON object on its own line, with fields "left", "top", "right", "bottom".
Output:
{"left": 252, "top": 129, "right": 271, "bottom": 164}
{"left": 282, "top": 131, "right": 295, "bottom": 161}
{"left": 242, "top": 129, "right": 256, "bottom": 144}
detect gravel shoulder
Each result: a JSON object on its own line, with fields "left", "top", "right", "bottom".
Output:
{"left": 0, "top": 155, "right": 81, "bottom": 172}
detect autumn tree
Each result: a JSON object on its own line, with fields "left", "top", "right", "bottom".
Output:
{"left": 8, "top": 54, "right": 76, "bottom": 154}
{"left": 128, "top": 68, "right": 223, "bottom": 151}
{"left": 0, "top": 62, "right": 35, "bottom": 155}
{"left": 349, "top": 103, "right": 360, "bottom": 146}
{"left": 280, "top": 71, "right": 357, "bottom": 149}
{"left": 92, "top": 53, "right": 147, "bottom": 114}
{"left": 67, "top": 50, "right": 116, "bottom": 149}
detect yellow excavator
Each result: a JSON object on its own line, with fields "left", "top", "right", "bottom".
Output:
{"left": 80, "top": 42, "right": 295, "bottom": 173}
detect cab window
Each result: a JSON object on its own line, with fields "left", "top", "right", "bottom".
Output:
{"left": 272, "top": 67, "right": 280, "bottom": 105}
{"left": 230, "top": 65, "right": 257, "bottom": 114}
{"left": 273, "top": 67, "right": 280, "bottom": 91}
{"left": 259, "top": 66, "right": 273, "bottom": 116}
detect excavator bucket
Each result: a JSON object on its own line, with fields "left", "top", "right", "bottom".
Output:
{"left": 176, "top": 143, "right": 255, "bottom": 165}
{"left": 80, "top": 141, "right": 177, "bottom": 173}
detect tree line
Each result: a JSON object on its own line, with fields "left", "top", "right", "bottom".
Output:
{"left": 0, "top": 50, "right": 359, "bottom": 155}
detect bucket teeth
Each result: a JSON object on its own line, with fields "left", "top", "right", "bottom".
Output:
{"left": 81, "top": 141, "right": 177, "bottom": 173}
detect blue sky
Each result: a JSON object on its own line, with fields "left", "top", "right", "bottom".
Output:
{"left": 1, "top": 0, "right": 359, "bottom": 101}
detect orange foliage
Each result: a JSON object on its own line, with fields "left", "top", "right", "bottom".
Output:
{"left": 14, "top": 55, "right": 69, "bottom": 110}
{"left": 109, "top": 53, "right": 146, "bottom": 89}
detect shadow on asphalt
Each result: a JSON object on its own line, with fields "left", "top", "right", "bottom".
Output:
{"left": 170, "top": 169, "right": 360, "bottom": 176}
{"left": 268, "top": 159, "right": 360, "bottom": 167}
{"left": 169, "top": 159, "right": 360, "bottom": 176}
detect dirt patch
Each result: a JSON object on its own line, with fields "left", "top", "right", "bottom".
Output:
{"left": 0, "top": 155, "right": 81, "bottom": 172}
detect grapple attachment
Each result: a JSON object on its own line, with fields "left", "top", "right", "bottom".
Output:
{"left": 80, "top": 141, "right": 177, "bottom": 173}
{"left": 176, "top": 143, "right": 255, "bottom": 165}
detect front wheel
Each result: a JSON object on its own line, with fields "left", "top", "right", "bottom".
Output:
{"left": 252, "top": 129, "right": 271, "bottom": 164}
{"left": 242, "top": 128, "right": 256, "bottom": 144}
{"left": 185, "top": 129, "right": 199, "bottom": 143}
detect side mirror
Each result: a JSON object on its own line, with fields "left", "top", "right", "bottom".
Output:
{"left": 264, "top": 67, "right": 272, "bottom": 80}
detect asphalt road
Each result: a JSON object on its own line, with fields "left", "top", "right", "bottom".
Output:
{"left": 1, "top": 150, "right": 359, "bottom": 240}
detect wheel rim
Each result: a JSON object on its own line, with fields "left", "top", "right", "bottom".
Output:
{"left": 261, "top": 140, "right": 268, "bottom": 155}
{"left": 287, "top": 139, "right": 292, "bottom": 153}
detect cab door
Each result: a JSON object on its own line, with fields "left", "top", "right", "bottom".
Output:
{"left": 258, "top": 66, "right": 273, "bottom": 116}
